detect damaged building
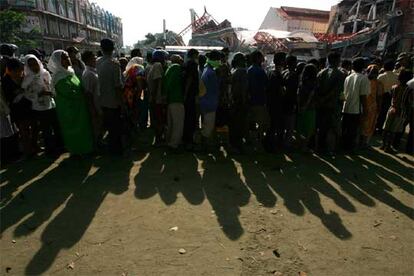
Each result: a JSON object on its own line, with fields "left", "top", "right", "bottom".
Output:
{"left": 325, "top": 0, "right": 414, "bottom": 57}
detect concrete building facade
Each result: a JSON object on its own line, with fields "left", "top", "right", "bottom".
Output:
{"left": 0, "top": 0, "right": 123, "bottom": 54}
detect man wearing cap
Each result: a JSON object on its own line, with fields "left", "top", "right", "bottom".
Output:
{"left": 96, "top": 38, "right": 123, "bottom": 155}
{"left": 67, "top": 46, "right": 85, "bottom": 79}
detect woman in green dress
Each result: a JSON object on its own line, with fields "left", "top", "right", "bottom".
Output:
{"left": 48, "top": 50, "right": 93, "bottom": 155}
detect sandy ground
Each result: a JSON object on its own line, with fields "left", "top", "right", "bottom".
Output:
{"left": 0, "top": 134, "right": 413, "bottom": 276}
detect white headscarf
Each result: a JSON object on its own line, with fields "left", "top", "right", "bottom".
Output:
{"left": 124, "top": 57, "right": 144, "bottom": 77}
{"left": 21, "top": 54, "right": 50, "bottom": 90}
{"left": 47, "top": 50, "right": 75, "bottom": 88}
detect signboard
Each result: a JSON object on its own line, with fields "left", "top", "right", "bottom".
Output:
{"left": 376, "top": 32, "right": 388, "bottom": 51}
{"left": 21, "top": 16, "right": 40, "bottom": 33}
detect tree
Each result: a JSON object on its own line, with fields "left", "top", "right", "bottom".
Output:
{"left": 0, "top": 10, "right": 40, "bottom": 49}
{"left": 0, "top": 10, "right": 25, "bottom": 43}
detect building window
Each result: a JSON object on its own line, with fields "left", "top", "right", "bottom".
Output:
{"left": 59, "top": 21, "right": 69, "bottom": 38}
{"left": 80, "top": 7, "right": 86, "bottom": 24}
{"left": 37, "top": 0, "right": 44, "bottom": 9}
{"left": 57, "top": 0, "right": 67, "bottom": 17}
{"left": 67, "top": 0, "right": 75, "bottom": 20}
{"left": 49, "top": 18, "right": 59, "bottom": 35}
{"left": 45, "top": 0, "right": 57, "bottom": 13}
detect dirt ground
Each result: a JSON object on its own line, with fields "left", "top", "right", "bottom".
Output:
{"left": 0, "top": 133, "right": 413, "bottom": 276}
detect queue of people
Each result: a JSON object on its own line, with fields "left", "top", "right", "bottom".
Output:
{"left": 1, "top": 40, "right": 413, "bottom": 165}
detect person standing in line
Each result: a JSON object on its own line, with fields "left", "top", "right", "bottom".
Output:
{"left": 164, "top": 55, "right": 185, "bottom": 151}
{"left": 247, "top": 50, "right": 269, "bottom": 150}
{"left": 22, "top": 54, "right": 63, "bottom": 157}
{"left": 296, "top": 64, "right": 318, "bottom": 152}
{"left": 199, "top": 50, "right": 221, "bottom": 151}
{"left": 147, "top": 50, "right": 168, "bottom": 145}
{"left": 228, "top": 53, "right": 249, "bottom": 153}
{"left": 360, "top": 64, "right": 383, "bottom": 148}
{"left": 183, "top": 49, "right": 200, "bottom": 150}
{"left": 316, "top": 52, "right": 346, "bottom": 153}
{"left": 2, "top": 58, "right": 38, "bottom": 158}
{"left": 406, "top": 77, "right": 414, "bottom": 154}
{"left": 216, "top": 50, "right": 231, "bottom": 129}
{"left": 266, "top": 52, "right": 286, "bottom": 152}
{"left": 281, "top": 55, "right": 298, "bottom": 148}
{"left": 377, "top": 60, "right": 398, "bottom": 134}
{"left": 66, "top": 46, "right": 85, "bottom": 80}
{"left": 82, "top": 51, "right": 102, "bottom": 149}
{"left": 341, "top": 57, "right": 370, "bottom": 152}
{"left": 48, "top": 50, "right": 93, "bottom": 156}
{"left": 96, "top": 39, "right": 124, "bottom": 155}
{"left": 382, "top": 69, "right": 413, "bottom": 153}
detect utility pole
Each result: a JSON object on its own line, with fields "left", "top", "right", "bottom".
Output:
{"left": 163, "top": 19, "right": 167, "bottom": 48}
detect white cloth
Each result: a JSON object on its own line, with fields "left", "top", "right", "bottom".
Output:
{"left": 82, "top": 66, "right": 100, "bottom": 111}
{"left": 22, "top": 54, "right": 55, "bottom": 111}
{"left": 408, "top": 78, "right": 414, "bottom": 90}
{"left": 201, "top": 111, "right": 216, "bottom": 138}
{"left": 342, "top": 72, "right": 370, "bottom": 114}
{"left": 147, "top": 62, "right": 164, "bottom": 104}
{"left": 124, "top": 57, "right": 144, "bottom": 77}
{"left": 378, "top": 71, "right": 398, "bottom": 93}
{"left": 167, "top": 103, "right": 185, "bottom": 148}
{"left": 47, "top": 50, "right": 75, "bottom": 89}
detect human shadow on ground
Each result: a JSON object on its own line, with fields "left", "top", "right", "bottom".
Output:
{"left": 0, "top": 156, "right": 57, "bottom": 207}
{"left": 20, "top": 155, "right": 133, "bottom": 275}
{"left": 0, "top": 156, "right": 89, "bottom": 235}
{"left": 134, "top": 149, "right": 205, "bottom": 205}
{"left": 235, "top": 153, "right": 353, "bottom": 240}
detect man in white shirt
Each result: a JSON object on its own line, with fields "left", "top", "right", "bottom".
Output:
{"left": 342, "top": 57, "right": 370, "bottom": 151}
{"left": 376, "top": 60, "right": 398, "bottom": 133}
{"left": 82, "top": 51, "right": 102, "bottom": 147}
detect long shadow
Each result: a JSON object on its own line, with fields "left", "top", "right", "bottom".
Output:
{"left": 198, "top": 152, "right": 251, "bottom": 240}
{"left": 232, "top": 154, "right": 277, "bottom": 208}
{"left": 0, "top": 156, "right": 57, "bottom": 207}
{"left": 134, "top": 149, "right": 205, "bottom": 206}
{"left": 25, "top": 156, "right": 132, "bottom": 275}
{"left": 250, "top": 153, "right": 353, "bottom": 240}
{"left": 0, "top": 157, "right": 91, "bottom": 236}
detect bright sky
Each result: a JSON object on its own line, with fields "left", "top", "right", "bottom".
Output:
{"left": 94, "top": 0, "right": 341, "bottom": 46}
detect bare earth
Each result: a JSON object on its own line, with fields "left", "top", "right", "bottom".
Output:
{"left": 0, "top": 134, "right": 413, "bottom": 276}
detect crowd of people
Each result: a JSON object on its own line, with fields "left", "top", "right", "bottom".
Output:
{"left": 1, "top": 39, "right": 413, "bottom": 164}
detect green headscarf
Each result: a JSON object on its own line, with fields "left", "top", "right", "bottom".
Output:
{"left": 206, "top": 58, "right": 221, "bottom": 69}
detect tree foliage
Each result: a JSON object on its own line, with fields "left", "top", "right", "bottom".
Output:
{"left": 0, "top": 10, "right": 26, "bottom": 43}
{"left": 0, "top": 10, "right": 40, "bottom": 49}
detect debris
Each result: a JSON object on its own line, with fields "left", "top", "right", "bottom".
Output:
{"left": 211, "top": 210, "right": 215, "bottom": 214}
{"left": 270, "top": 210, "right": 278, "bottom": 215}
{"left": 299, "top": 272, "right": 307, "bottom": 276}
{"left": 169, "top": 226, "right": 178, "bottom": 232}
{"left": 225, "top": 257, "right": 230, "bottom": 261}
{"left": 121, "top": 273, "right": 127, "bottom": 276}
{"left": 5, "top": 267, "right": 11, "bottom": 273}
{"left": 274, "top": 272, "right": 283, "bottom": 276}
{"left": 390, "top": 235, "right": 397, "bottom": 240}
{"left": 67, "top": 262, "right": 75, "bottom": 270}
{"left": 178, "top": 248, "right": 186, "bottom": 254}
{"left": 259, "top": 251, "right": 265, "bottom": 256}
{"left": 373, "top": 220, "right": 382, "bottom": 227}
{"left": 11, "top": 240, "right": 16, "bottom": 244}
{"left": 75, "top": 252, "right": 80, "bottom": 257}
{"left": 272, "top": 249, "right": 281, "bottom": 258}
{"left": 236, "top": 257, "right": 244, "bottom": 262}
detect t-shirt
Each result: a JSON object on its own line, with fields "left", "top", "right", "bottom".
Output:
{"left": 163, "top": 63, "right": 184, "bottom": 104}
{"left": 378, "top": 71, "right": 398, "bottom": 93}
{"left": 316, "top": 67, "right": 346, "bottom": 110}
{"left": 147, "top": 62, "right": 164, "bottom": 104}
{"left": 82, "top": 66, "right": 100, "bottom": 112}
{"left": 248, "top": 65, "right": 268, "bottom": 106}
{"left": 96, "top": 55, "right": 122, "bottom": 108}
{"left": 231, "top": 67, "right": 248, "bottom": 107}
{"left": 267, "top": 69, "right": 284, "bottom": 112}
{"left": 282, "top": 68, "right": 298, "bottom": 114}
{"left": 342, "top": 72, "right": 370, "bottom": 114}
{"left": 200, "top": 66, "right": 219, "bottom": 113}
{"left": 183, "top": 60, "right": 199, "bottom": 102}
